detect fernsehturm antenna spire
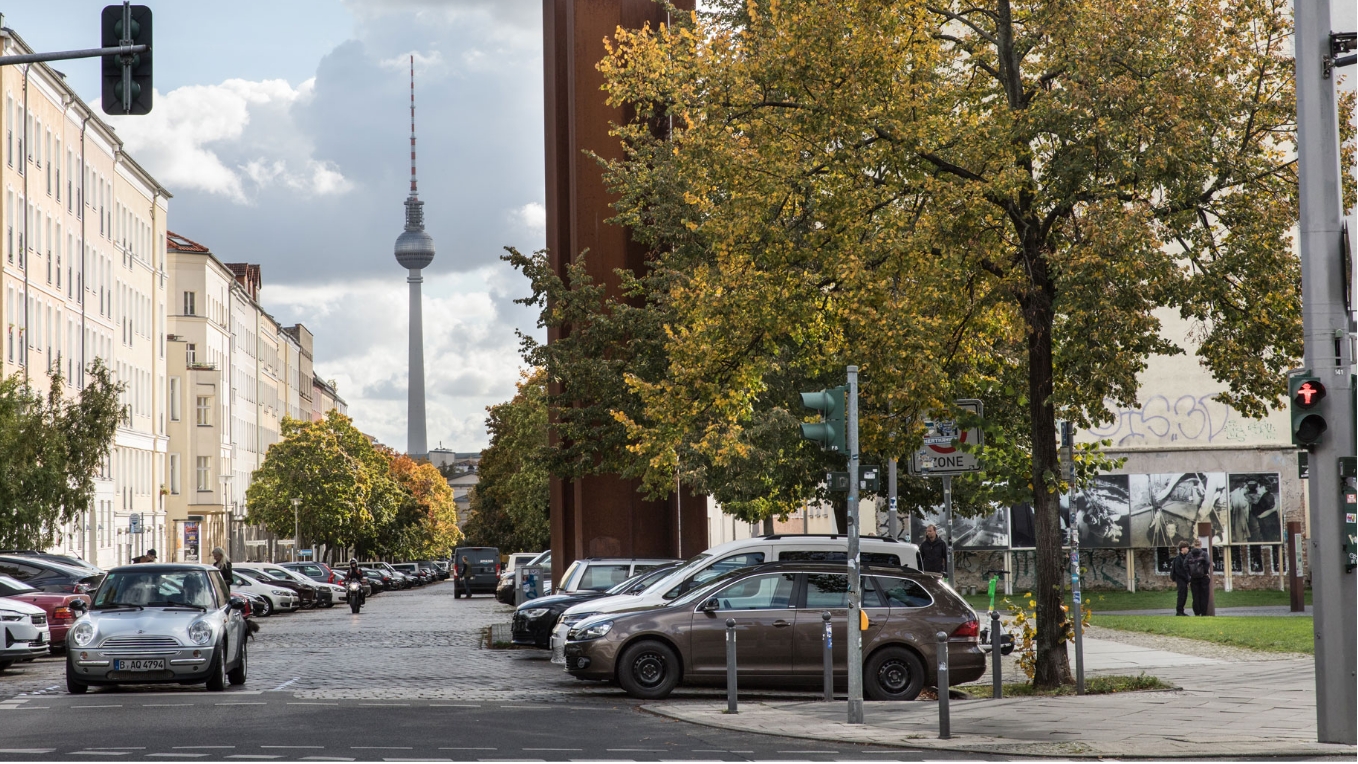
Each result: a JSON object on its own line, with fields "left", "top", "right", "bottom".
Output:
{"left": 394, "top": 55, "right": 433, "bottom": 459}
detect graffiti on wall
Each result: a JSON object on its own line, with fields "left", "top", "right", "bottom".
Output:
{"left": 1087, "top": 394, "right": 1277, "bottom": 446}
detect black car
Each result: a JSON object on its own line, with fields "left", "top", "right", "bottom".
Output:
{"left": 451, "top": 547, "right": 500, "bottom": 598}
{"left": 0, "top": 555, "right": 104, "bottom": 594}
{"left": 361, "top": 568, "right": 389, "bottom": 593}
{"left": 391, "top": 563, "right": 429, "bottom": 585}
{"left": 512, "top": 562, "right": 682, "bottom": 649}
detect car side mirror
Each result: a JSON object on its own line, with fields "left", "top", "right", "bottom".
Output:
{"left": 228, "top": 597, "right": 246, "bottom": 611}
{"left": 699, "top": 597, "right": 720, "bottom": 613}
{"left": 71, "top": 599, "right": 88, "bottom": 614}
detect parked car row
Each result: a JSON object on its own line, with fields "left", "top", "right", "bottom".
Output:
{"left": 511, "top": 534, "right": 984, "bottom": 701}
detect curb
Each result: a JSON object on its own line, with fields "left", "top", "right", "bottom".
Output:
{"left": 642, "top": 702, "right": 1358, "bottom": 759}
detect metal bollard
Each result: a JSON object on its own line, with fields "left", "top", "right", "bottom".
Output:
{"left": 990, "top": 610, "right": 1002, "bottom": 699}
{"left": 725, "top": 618, "right": 738, "bottom": 714}
{"left": 936, "top": 631, "right": 950, "bottom": 739}
{"left": 821, "top": 610, "right": 833, "bottom": 701}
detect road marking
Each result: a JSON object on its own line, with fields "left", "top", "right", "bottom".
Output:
{"left": 272, "top": 677, "right": 300, "bottom": 691}
{"left": 174, "top": 746, "right": 237, "bottom": 749}
{"left": 0, "top": 750, "right": 56, "bottom": 754}
{"left": 261, "top": 746, "right": 325, "bottom": 749}
{"left": 438, "top": 748, "right": 497, "bottom": 751}
{"left": 383, "top": 759, "right": 449, "bottom": 762}
{"left": 778, "top": 751, "right": 839, "bottom": 754}
{"left": 71, "top": 753, "right": 129, "bottom": 756}
{"left": 225, "top": 756, "right": 282, "bottom": 760}
{"left": 149, "top": 755, "right": 207, "bottom": 758}
{"left": 143, "top": 703, "right": 193, "bottom": 707}
{"left": 500, "top": 705, "right": 552, "bottom": 709}
{"left": 430, "top": 704, "right": 481, "bottom": 708}
{"left": 72, "top": 704, "right": 122, "bottom": 708}
{"left": 300, "top": 759, "right": 354, "bottom": 762}
{"left": 523, "top": 749, "right": 582, "bottom": 752}
{"left": 83, "top": 748, "right": 146, "bottom": 751}
{"left": 1, "top": 706, "right": 49, "bottom": 710}
{"left": 607, "top": 749, "right": 666, "bottom": 752}
{"left": 287, "top": 702, "right": 339, "bottom": 706}
{"left": 358, "top": 703, "right": 410, "bottom": 707}
{"left": 216, "top": 702, "right": 267, "bottom": 706}
{"left": 350, "top": 748, "right": 413, "bottom": 751}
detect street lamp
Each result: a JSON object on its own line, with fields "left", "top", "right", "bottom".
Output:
{"left": 290, "top": 498, "right": 300, "bottom": 563}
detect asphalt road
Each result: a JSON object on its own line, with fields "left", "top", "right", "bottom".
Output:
{"left": 0, "top": 580, "right": 990, "bottom": 762}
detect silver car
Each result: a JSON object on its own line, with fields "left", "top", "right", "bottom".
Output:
{"left": 65, "top": 564, "right": 249, "bottom": 693}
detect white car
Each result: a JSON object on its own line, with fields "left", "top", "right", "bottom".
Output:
{"left": 229, "top": 571, "right": 298, "bottom": 615}
{"left": 254, "top": 564, "right": 337, "bottom": 608}
{"left": 0, "top": 597, "right": 51, "bottom": 670}
{"left": 550, "top": 534, "right": 920, "bottom": 664}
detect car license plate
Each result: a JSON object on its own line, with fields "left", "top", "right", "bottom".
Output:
{"left": 113, "top": 659, "right": 165, "bottom": 672}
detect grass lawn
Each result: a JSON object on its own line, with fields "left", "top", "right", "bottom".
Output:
{"left": 958, "top": 673, "right": 1172, "bottom": 698}
{"left": 962, "top": 587, "right": 1310, "bottom": 613}
{"left": 1092, "top": 614, "right": 1314, "bottom": 654}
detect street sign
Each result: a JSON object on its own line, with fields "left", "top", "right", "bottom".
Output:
{"left": 910, "top": 399, "right": 983, "bottom": 475}
{"left": 129, "top": 513, "right": 142, "bottom": 534}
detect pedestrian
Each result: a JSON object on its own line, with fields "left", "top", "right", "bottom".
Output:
{"left": 1169, "top": 541, "right": 1192, "bottom": 616}
{"left": 1187, "top": 539, "right": 1212, "bottom": 616}
{"left": 918, "top": 524, "right": 949, "bottom": 577}
{"left": 134, "top": 548, "right": 158, "bottom": 563}
{"left": 211, "top": 547, "right": 232, "bottom": 583}
{"left": 457, "top": 555, "right": 471, "bottom": 598}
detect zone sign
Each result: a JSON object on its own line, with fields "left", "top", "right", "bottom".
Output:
{"left": 910, "top": 399, "right": 984, "bottom": 476}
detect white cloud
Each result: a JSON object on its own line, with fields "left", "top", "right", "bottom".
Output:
{"left": 515, "top": 202, "right": 546, "bottom": 233}
{"left": 105, "top": 78, "right": 354, "bottom": 203}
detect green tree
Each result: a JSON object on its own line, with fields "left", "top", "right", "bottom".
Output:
{"left": 388, "top": 452, "right": 462, "bottom": 559}
{"left": 462, "top": 370, "right": 550, "bottom": 552}
{"left": 0, "top": 362, "right": 123, "bottom": 549}
{"left": 598, "top": 0, "right": 1333, "bottom": 688}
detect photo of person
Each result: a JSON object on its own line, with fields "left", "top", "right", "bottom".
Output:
{"left": 1060, "top": 474, "right": 1132, "bottom": 548}
{"left": 910, "top": 506, "right": 950, "bottom": 544}
{"left": 952, "top": 505, "right": 1010, "bottom": 549}
{"left": 1128, "top": 473, "right": 1228, "bottom": 548}
{"left": 1227, "top": 473, "right": 1282, "bottom": 544}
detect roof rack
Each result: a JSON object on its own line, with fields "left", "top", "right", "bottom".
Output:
{"left": 761, "top": 533, "right": 899, "bottom": 543}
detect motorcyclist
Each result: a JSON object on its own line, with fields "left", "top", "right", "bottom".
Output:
{"left": 345, "top": 559, "right": 365, "bottom": 607}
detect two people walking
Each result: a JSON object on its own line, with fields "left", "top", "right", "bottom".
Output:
{"left": 1170, "top": 539, "right": 1213, "bottom": 616}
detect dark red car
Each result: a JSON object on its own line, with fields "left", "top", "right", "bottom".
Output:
{"left": 0, "top": 573, "right": 89, "bottom": 651}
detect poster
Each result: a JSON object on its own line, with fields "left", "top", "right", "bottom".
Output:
{"left": 1060, "top": 474, "right": 1132, "bottom": 548}
{"left": 953, "top": 505, "right": 1010, "bottom": 549}
{"left": 183, "top": 521, "right": 200, "bottom": 562}
{"left": 909, "top": 506, "right": 950, "bottom": 544}
{"left": 1226, "top": 473, "right": 1282, "bottom": 544}
{"left": 1128, "top": 472, "right": 1228, "bottom": 548}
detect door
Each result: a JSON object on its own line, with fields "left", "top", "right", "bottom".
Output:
{"left": 792, "top": 574, "right": 890, "bottom": 676}
{"left": 687, "top": 572, "right": 798, "bottom": 678}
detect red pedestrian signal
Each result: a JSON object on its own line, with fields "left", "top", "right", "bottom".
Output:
{"left": 1289, "top": 374, "right": 1328, "bottom": 447}
{"left": 1294, "top": 380, "right": 1326, "bottom": 408}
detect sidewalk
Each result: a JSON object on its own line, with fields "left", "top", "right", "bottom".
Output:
{"left": 645, "top": 650, "right": 1354, "bottom": 758}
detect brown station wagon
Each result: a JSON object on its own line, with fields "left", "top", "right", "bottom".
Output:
{"left": 563, "top": 561, "right": 985, "bottom": 700}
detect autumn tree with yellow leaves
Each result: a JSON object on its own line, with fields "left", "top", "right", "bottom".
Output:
{"left": 591, "top": 0, "right": 1333, "bottom": 688}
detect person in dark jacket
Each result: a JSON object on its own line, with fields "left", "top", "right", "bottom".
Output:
{"left": 918, "top": 525, "right": 949, "bottom": 577}
{"left": 211, "top": 547, "right": 232, "bottom": 584}
{"left": 456, "top": 555, "right": 471, "bottom": 598}
{"left": 1169, "top": 541, "right": 1191, "bottom": 615}
{"left": 1187, "top": 540, "right": 1212, "bottom": 616}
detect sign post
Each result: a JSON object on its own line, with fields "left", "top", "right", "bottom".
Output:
{"left": 909, "top": 400, "right": 984, "bottom": 584}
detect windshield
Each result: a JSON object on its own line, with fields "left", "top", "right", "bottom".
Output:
{"left": 0, "top": 574, "right": 38, "bottom": 596}
{"left": 266, "top": 567, "right": 309, "bottom": 583}
{"left": 237, "top": 569, "right": 279, "bottom": 584}
{"left": 93, "top": 570, "right": 217, "bottom": 609}
{"left": 605, "top": 564, "right": 680, "bottom": 595}
{"left": 670, "top": 567, "right": 755, "bottom": 608}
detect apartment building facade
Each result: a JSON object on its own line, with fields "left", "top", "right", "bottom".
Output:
{"left": 1, "top": 27, "right": 171, "bottom": 569}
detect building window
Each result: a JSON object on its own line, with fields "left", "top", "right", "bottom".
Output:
{"left": 186, "top": 343, "right": 196, "bottom": 365}
{"left": 196, "top": 456, "right": 210, "bottom": 492}
{"left": 169, "top": 454, "right": 180, "bottom": 495}
{"left": 196, "top": 395, "right": 211, "bottom": 426}
{"left": 169, "top": 377, "right": 181, "bottom": 421}
{"left": 183, "top": 291, "right": 195, "bottom": 316}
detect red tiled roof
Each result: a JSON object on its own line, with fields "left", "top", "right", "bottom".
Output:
{"left": 166, "top": 231, "right": 210, "bottom": 253}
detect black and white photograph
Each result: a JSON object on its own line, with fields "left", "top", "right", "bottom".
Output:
{"left": 909, "top": 506, "right": 951, "bottom": 544}
{"left": 1010, "top": 503, "right": 1037, "bottom": 548}
{"left": 1227, "top": 473, "right": 1282, "bottom": 544}
{"left": 953, "top": 505, "right": 1010, "bottom": 548}
{"left": 1060, "top": 474, "right": 1132, "bottom": 548}
{"left": 1128, "top": 472, "right": 1229, "bottom": 548}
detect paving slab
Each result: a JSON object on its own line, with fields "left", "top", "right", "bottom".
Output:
{"left": 645, "top": 655, "right": 1355, "bottom": 758}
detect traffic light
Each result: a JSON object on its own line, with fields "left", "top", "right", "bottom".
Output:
{"left": 800, "top": 386, "right": 847, "bottom": 452}
{"left": 101, "top": 4, "right": 153, "bottom": 115}
{"left": 1289, "top": 373, "right": 1328, "bottom": 447}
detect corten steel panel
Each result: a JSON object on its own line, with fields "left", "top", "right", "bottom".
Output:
{"left": 544, "top": 0, "right": 702, "bottom": 584}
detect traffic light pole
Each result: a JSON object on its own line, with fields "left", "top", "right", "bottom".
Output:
{"left": 846, "top": 365, "right": 864, "bottom": 725}
{"left": 1295, "top": 0, "right": 1357, "bottom": 744}
{"left": 0, "top": 44, "right": 147, "bottom": 67}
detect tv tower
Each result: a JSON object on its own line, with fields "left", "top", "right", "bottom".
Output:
{"left": 393, "top": 56, "right": 433, "bottom": 459}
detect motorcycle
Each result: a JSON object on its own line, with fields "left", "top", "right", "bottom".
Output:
{"left": 346, "top": 580, "right": 364, "bottom": 614}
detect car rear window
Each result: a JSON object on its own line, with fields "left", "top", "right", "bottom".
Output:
{"left": 578, "top": 564, "right": 630, "bottom": 591}
{"left": 778, "top": 550, "right": 901, "bottom": 567}
{"left": 874, "top": 576, "right": 932, "bottom": 608}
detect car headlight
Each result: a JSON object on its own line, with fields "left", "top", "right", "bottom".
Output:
{"left": 569, "top": 620, "right": 613, "bottom": 641}
{"left": 71, "top": 621, "right": 95, "bottom": 647}
{"left": 187, "top": 621, "right": 213, "bottom": 646}
{"left": 0, "top": 610, "right": 22, "bottom": 622}
{"left": 271, "top": 589, "right": 290, "bottom": 596}
{"left": 561, "top": 611, "right": 596, "bottom": 628}
{"left": 522, "top": 608, "right": 551, "bottom": 620}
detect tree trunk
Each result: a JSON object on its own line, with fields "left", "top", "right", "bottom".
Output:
{"left": 1025, "top": 275, "right": 1072, "bottom": 689}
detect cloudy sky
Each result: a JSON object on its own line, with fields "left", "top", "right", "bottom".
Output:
{"left": 7, "top": 0, "right": 547, "bottom": 452}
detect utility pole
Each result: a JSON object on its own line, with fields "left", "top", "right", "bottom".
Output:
{"left": 291, "top": 498, "right": 301, "bottom": 564}
{"left": 1294, "top": 0, "right": 1357, "bottom": 744}
{"left": 845, "top": 365, "right": 864, "bottom": 725}
{"left": 887, "top": 458, "right": 899, "bottom": 539}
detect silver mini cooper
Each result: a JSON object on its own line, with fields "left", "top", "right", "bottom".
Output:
{"left": 66, "top": 564, "right": 248, "bottom": 693}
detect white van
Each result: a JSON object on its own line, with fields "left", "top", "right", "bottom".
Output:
{"left": 549, "top": 534, "right": 919, "bottom": 663}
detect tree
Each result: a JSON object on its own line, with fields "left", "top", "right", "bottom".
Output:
{"left": 462, "top": 370, "right": 550, "bottom": 552}
{"left": 598, "top": 0, "right": 1334, "bottom": 687}
{"left": 0, "top": 362, "right": 123, "bottom": 549}
{"left": 388, "top": 452, "right": 462, "bottom": 559}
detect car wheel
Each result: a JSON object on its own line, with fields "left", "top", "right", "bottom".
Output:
{"left": 205, "top": 643, "right": 227, "bottom": 691}
{"left": 227, "top": 640, "right": 248, "bottom": 686}
{"left": 0, "top": 660, "right": 12, "bottom": 672}
{"left": 65, "top": 664, "right": 88, "bottom": 694}
{"left": 864, "top": 646, "right": 925, "bottom": 701}
{"left": 616, "top": 640, "right": 681, "bottom": 700}
{"left": 257, "top": 597, "right": 273, "bottom": 617}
